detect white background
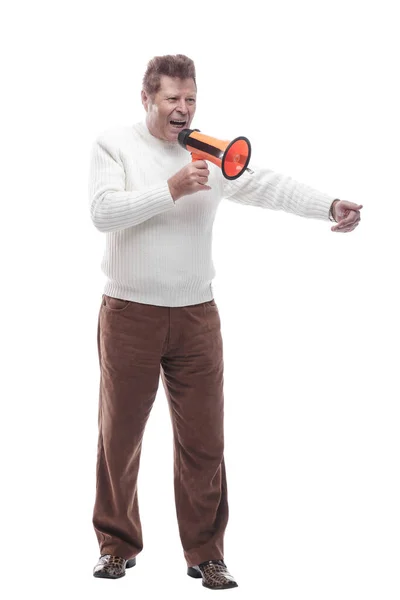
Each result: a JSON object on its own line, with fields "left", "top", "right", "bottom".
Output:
{"left": 2, "top": 0, "right": 399, "bottom": 598}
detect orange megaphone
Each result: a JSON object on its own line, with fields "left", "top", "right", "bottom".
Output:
{"left": 178, "top": 128, "right": 251, "bottom": 180}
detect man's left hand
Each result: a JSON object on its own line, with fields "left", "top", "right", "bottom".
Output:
{"left": 331, "top": 199, "right": 363, "bottom": 233}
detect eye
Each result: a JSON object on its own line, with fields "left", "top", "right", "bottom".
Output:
{"left": 187, "top": 98, "right": 196, "bottom": 103}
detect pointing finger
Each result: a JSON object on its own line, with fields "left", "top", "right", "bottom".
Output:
{"left": 339, "top": 201, "right": 363, "bottom": 210}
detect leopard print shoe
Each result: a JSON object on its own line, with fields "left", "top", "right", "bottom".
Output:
{"left": 188, "top": 559, "right": 238, "bottom": 589}
{"left": 93, "top": 554, "right": 136, "bottom": 579}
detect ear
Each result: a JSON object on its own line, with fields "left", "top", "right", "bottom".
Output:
{"left": 141, "top": 90, "right": 149, "bottom": 111}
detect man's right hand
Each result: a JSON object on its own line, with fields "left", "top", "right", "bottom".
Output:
{"left": 168, "top": 160, "right": 211, "bottom": 202}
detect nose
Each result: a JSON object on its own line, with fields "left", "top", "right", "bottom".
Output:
{"left": 177, "top": 99, "right": 187, "bottom": 114}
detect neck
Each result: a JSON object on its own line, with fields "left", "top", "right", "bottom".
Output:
{"left": 144, "top": 117, "right": 179, "bottom": 146}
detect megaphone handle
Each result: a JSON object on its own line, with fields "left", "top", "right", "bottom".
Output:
{"left": 191, "top": 152, "right": 203, "bottom": 162}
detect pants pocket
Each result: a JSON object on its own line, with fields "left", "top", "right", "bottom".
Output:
{"left": 102, "top": 295, "right": 130, "bottom": 312}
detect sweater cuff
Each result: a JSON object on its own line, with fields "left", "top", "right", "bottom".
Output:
{"left": 329, "top": 199, "right": 339, "bottom": 222}
{"left": 306, "top": 191, "right": 338, "bottom": 221}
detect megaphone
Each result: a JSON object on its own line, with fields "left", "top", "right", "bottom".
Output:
{"left": 178, "top": 128, "right": 251, "bottom": 180}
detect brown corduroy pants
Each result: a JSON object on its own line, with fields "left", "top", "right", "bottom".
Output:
{"left": 92, "top": 294, "right": 229, "bottom": 567}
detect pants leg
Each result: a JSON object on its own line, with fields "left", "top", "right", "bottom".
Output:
{"left": 160, "top": 299, "right": 229, "bottom": 567}
{"left": 92, "top": 295, "right": 165, "bottom": 559}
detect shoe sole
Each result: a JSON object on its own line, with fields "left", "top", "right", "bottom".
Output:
{"left": 187, "top": 566, "right": 238, "bottom": 589}
{"left": 93, "top": 557, "right": 136, "bottom": 579}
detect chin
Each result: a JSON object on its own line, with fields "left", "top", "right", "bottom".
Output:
{"left": 166, "top": 132, "right": 179, "bottom": 142}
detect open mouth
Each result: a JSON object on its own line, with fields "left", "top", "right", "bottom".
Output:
{"left": 170, "top": 120, "right": 186, "bottom": 128}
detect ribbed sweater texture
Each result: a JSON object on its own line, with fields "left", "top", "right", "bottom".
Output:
{"left": 88, "top": 120, "right": 336, "bottom": 307}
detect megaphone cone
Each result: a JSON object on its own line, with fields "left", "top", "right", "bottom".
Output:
{"left": 178, "top": 129, "right": 251, "bottom": 180}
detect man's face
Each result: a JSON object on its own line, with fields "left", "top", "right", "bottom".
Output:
{"left": 141, "top": 75, "right": 197, "bottom": 143}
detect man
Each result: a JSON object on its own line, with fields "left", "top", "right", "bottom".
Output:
{"left": 88, "top": 54, "right": 363, "bottom": 591}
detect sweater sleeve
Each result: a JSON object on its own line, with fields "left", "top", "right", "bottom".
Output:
{"left": 222, "top": 164, "right": 336, "bottom": 221}
{"left": 88, "top": 136, "right": 176, "bottom": 233}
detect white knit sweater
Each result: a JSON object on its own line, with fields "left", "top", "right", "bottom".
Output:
{"left": 88, "top": 120, "right": 336, "bottom": 307}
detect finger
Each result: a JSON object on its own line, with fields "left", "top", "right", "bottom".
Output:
{"left": 194, "top": 160, "right": 208, "bottom": 168}
{"left": 333, "top": 217, "right": 360, "bottom": 230}
{"left": 332, "top": 222, "right": 359, "bottom": 232}
{"left": 196, "top": 167, "right": 210, "bottom": 176}
{"left": 336, "top": 219, "right": 358, "bottom": 229}
{"left": 339, "top": 200, "right": 363, "bottom": 210}
{"left": 333, "top": 222, "right": 359, "bottom": 231}
{"left": 336, "top": 212, "right": 361, "bottom": 228}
